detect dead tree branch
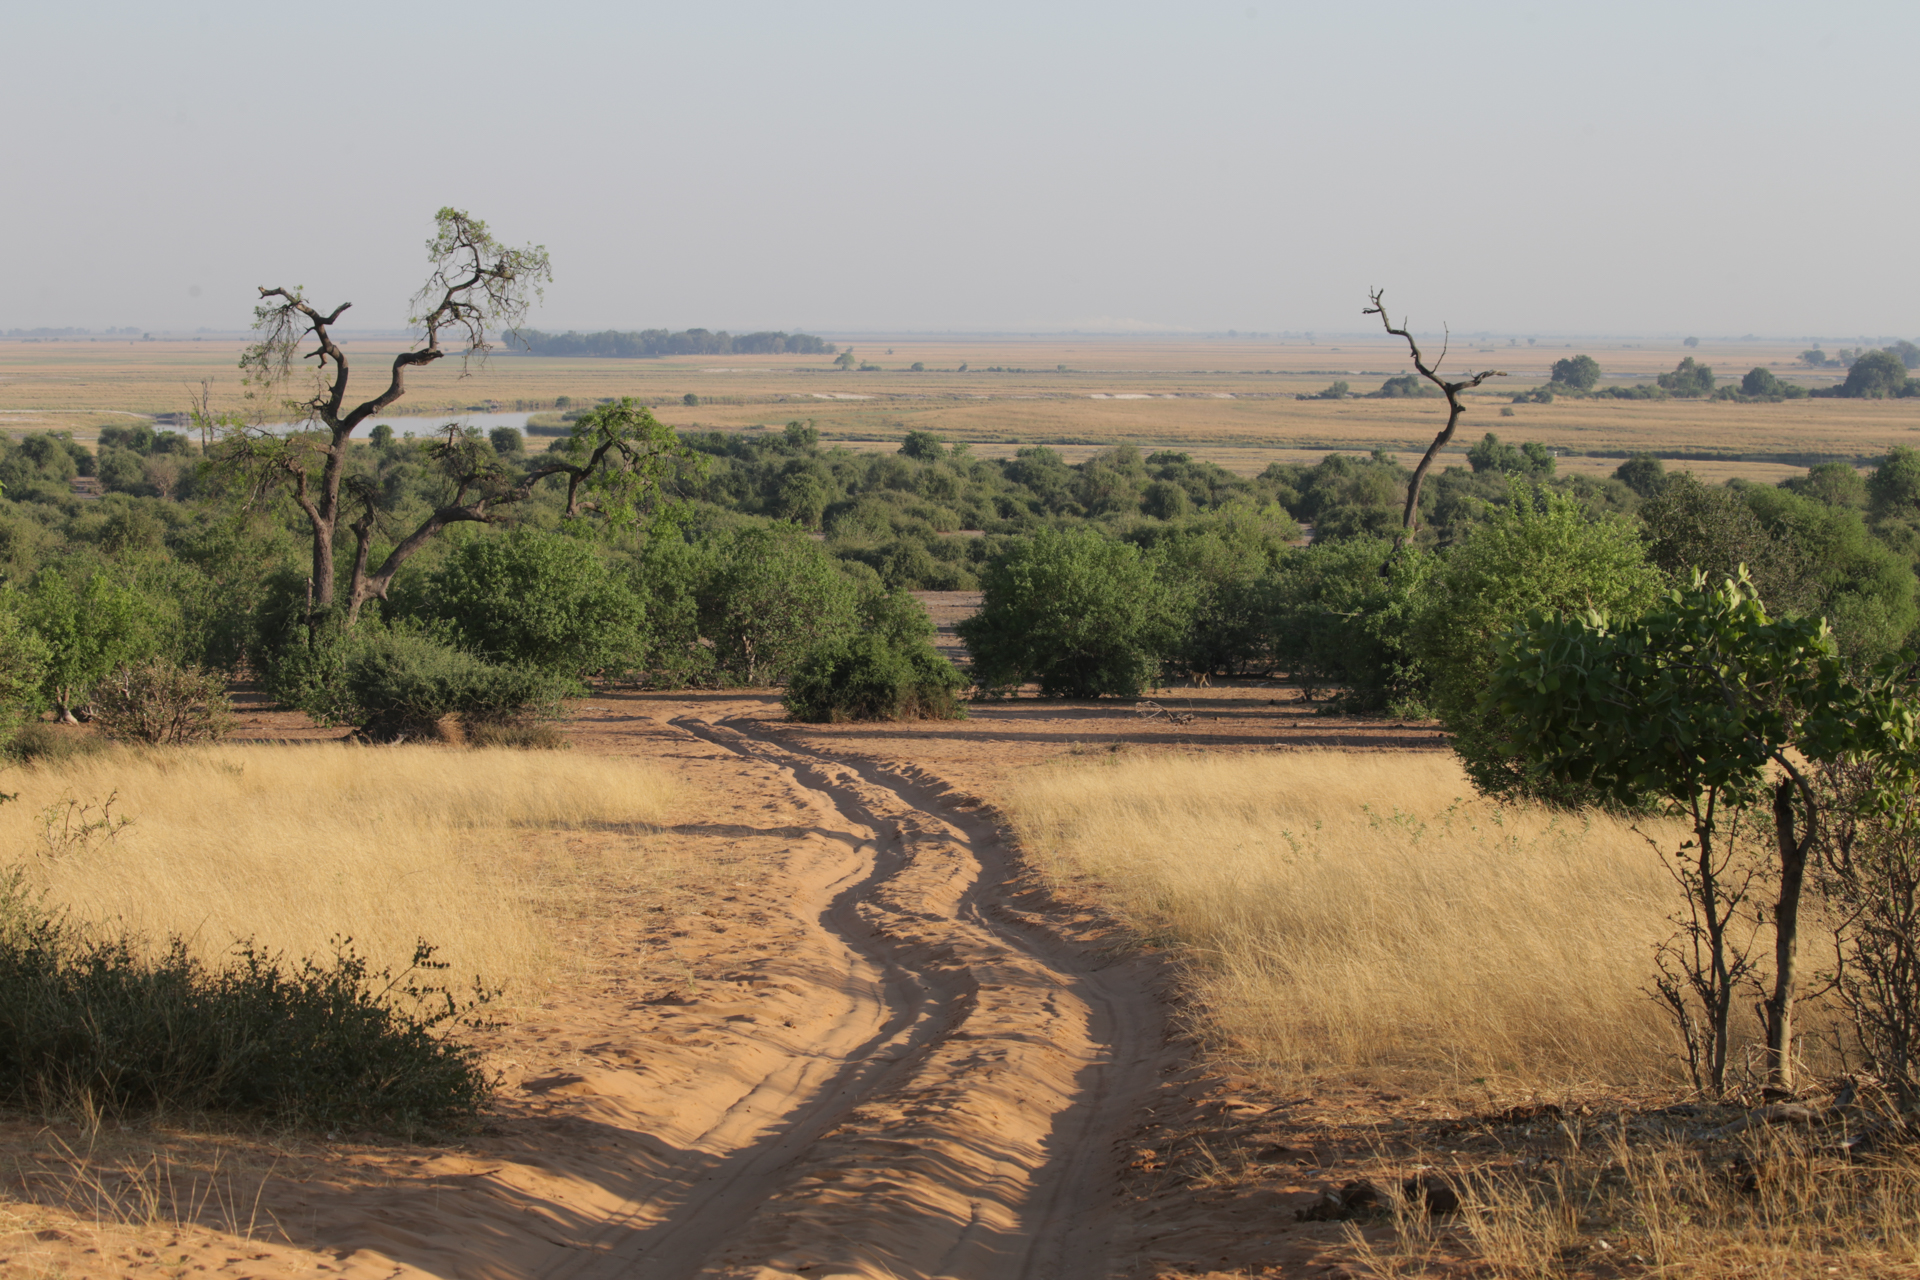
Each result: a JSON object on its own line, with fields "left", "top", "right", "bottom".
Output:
{"left": 1363, "top": 289, "right": 1506, "bottom": 554}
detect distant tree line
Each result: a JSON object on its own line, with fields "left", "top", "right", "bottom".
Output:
{"left": 510, "top": 328, "right": 835, "bottom": 358}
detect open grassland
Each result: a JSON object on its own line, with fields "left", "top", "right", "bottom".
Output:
{"left": 3, "top": 336, "right": 1913, "bottom": 482}
{"left": 1006, "top": 749, "right": 1723, "bottom": 1090}
{"left": 0, "top": 743, "right": 675, "bottom": 1006}
{"left": 1005, "top": 749, "right": 1920, "bottom": 1276}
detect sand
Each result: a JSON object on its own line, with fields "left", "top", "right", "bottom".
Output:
{"left": 2, "top": 668, "right": 1457, "bottom": 1279}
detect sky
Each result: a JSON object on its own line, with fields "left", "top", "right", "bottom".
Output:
{"left": 4, "top": 0, "right": 1916, "bottom": 337}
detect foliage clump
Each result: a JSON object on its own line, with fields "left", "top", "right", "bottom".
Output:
{"left": 0, "top": 873, "right": 492, "bottom": 1132}
{"left": 339, "top": 631, "right": 567, "bottom": 743}
{"left": 90, "top": 658, "right": 234, "bottom": 745}
{"left": 960, "top": 528, "right": 1180, "bottom": 698}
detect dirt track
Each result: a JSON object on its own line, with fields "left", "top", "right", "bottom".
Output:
{"left": 596, "top": 713, "right": 1171, "bottom": 1279}
{"left": 4, "top": 677, "right": 1445, "bottom": 1278}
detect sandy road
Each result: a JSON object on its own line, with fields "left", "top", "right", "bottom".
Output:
{"left": 587, "top": 712, "right": 1171, "bottom": 1280}
{"left": 0, "top": 707, "right": 1176, "bottom": 1280}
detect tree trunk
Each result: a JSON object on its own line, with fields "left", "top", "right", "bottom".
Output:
{"left": 1699, "top": 820, "right": 1734, "bottom": 1093}
{"left": 1767, "top": 778, "right": 1809, "bottom": 1089}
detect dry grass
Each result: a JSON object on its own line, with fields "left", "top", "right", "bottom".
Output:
{"left": 1005, "top": 749, "right": 1700, "bottom": 1089}
{"left": 1350, "top": 1119, "right": 1920, "bottom": 1279}
{"left": 0, "top": 742, "right": 675, "bottom": 1004}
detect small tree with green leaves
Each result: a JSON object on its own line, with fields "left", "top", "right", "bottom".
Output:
{"left": 23, "top": 571, "right": 150, "bottom": 723}
{"left": 1551, "top": 354, "right": 1602, "bottom": 391}
{"left": 960, "top": 528, "right": 1181, "bottom": 698}
{"left": 1487, "top": 573, "right": 1915, "bottom": 1091}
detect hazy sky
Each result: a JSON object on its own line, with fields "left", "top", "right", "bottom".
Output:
{"left": 5, "top": 1, "right": 1915, "bottom": 336}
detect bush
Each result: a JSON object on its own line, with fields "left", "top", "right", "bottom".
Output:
{"left": 1262, "top": 538, "right": 1431, "bottom": 709}
{"left": 1415, "top": 483, "right": 1662, "bottom": 801}
{"left": 959, "top": 528, "right": 1181, "bottom": 698}
{"left": 1657, "top": 356, "right": 1715, "bottom": 397}
{"left": 1550, "top": 354, "right": 1602, "bottom": 391}
{"left": 0, "top": 873, "right": 492, "bottom": 1131}
{"left": 342, "top": 631, "right": 568, "bottom": 743}
{"left": 0, "top": 605, "right": 48, "bottom": 742}
{"left": 694, "top": 524, "right": 863, "bottom": 685}
{"left": 7, "top": 722, "right": 110, "bottom": 765}
{"left": 1613, "top": 452, "right": 1667, "bottom": 499}
{"left": 90, "top": 658, "right": 234, "bottom": 745}
{"left": 784, "top": 631, "right": 967, "bottom": 722}
{"left": 424, "top": 528, "right": 645, "bottom": 676}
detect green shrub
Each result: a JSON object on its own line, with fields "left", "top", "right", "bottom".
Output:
{"left": 959, "top": 528, "right": 1182, "bottom": 698}
{"left": 784, "top": 630, "right": 967, "bottom": 722}
{"left": 1414, "top": 483, "right": 1662, "bottom": 800}
{"left": 1262, "top": 538, "right": 1432, "bottom": 709}
{"left": 0, "top": 605, "right": 48, "bottom": 742}
{"left": 342, "top": 632, "right": 568, "bottom": 743}
{"left": 424, "top": 528, "right": 645, "bottom": 676}
{"left": 0, "top": 873, "right": 491, "bottom": 1132}
{"left": 694, "top": 524, "right": 863, "bottom": 685}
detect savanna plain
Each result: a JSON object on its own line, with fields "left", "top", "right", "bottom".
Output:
{"left": 4, "top": 331, "right": 1920, "bottom": 1280}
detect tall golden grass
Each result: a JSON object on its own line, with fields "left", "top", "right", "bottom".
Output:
{"left": 1006, "top": 749, "right": 1713, "bottom": 1088}
{"left": 0, "top": 743, "right": 675, "bottom": 1002}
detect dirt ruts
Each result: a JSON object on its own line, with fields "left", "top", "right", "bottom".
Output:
{"left": 626, "top": 715, "right": 1169, "bottom": 1280}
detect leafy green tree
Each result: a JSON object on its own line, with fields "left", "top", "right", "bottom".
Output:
{"left": 1893, "top": 340, "right": 1920, "bottom": 371}
{"left": 959, "top": 528, "right": 1181, "bottom": 698}
{"left": 900, "top": 431, "right": 946, "bottom": 463}
{"left": 1550, "top": 354, "right": 1602, "bottom": 391}
{"left": 0, "top": 603, "right": 49, "bottom": 739}
{"left": 1262, "top": 538, "right": 1432, "bottom": 709}
{"left": 1741, "top": 485, "right": 1918, "bottom": 666}
{"left": 1415, "top": 483, "right": 1663, "bottom": 801}
{"left": 1741, "top": 366, "right": 1782, "bottom": 397}
{"left": 1465, "top": 433, "right": 1553, "bottom": 479}
{"left": 1802, "top": 348, "right": 1828, "bottom": 368}
{"left": 696, "top": 524, "right": 862, "bottom": 685}
{"left": 1782, "top": 461, "right": 1868, "bottom": 510}
{"left": 1486, "top": 574, "right": 1915, "bottom": 1090}
{"left": 1613, "top": 453, "right": 1667, "bottom": 499}
{"left": 1842, "top": 349, "right": 1911, "bottom": 398}
{"left": 23, "top": 570, "right": 152, "bottom": 722}
{"left": 423, "top": 528, "right": 645, "bottom": 676}
{"left": 1640, "top": 474, "right": 1815, "bottom": 615}
{"left": 1142, "top": 479, "right": 1191, "bottom": 520}
{"left": 1684, "top": 336, "right": 1700, "bottom": 348}
{"left": 488, "top": 426, "right": 524, "bottom": 455}
{"left": 1657, "top": 356, "right": 1715, "bottom": 397}
{"left": 1867, "top": 446, "right": 1920, "bottom": 523}
{"left": 775, "top": 470, "right": 829, "bottom": 529}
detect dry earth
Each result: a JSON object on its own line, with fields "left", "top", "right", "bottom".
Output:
{"left": 3, "top": 627, "right": 1472, "bottom": 1279}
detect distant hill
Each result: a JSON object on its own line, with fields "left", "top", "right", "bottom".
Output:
{"left": 509, "top": 328, "right": 834, "bottom": 358}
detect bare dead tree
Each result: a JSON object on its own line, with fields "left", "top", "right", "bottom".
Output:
{"left": 1362, "top": 290, "right": 1506, "bottom": 551}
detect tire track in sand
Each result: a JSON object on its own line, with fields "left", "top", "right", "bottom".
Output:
{"left": 667, "top": 715, "right": 1170, "bottom": 1280}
